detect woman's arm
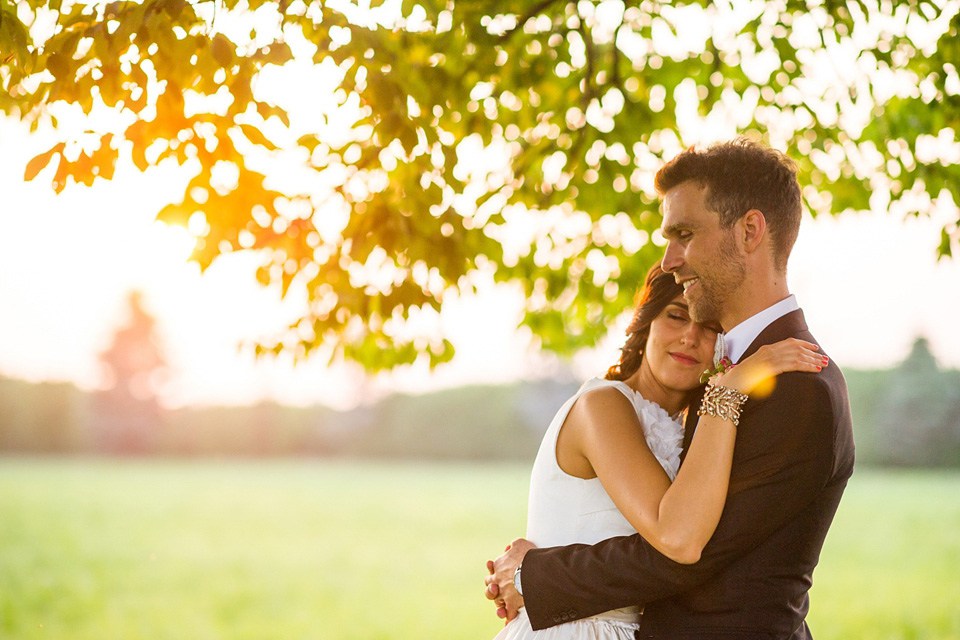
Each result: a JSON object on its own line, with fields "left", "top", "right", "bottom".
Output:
{"left": 562, "top": 388, "right": 729, "bottom": 564}
{"left": 559, "top": 339, "right": 825, "bottom": 564}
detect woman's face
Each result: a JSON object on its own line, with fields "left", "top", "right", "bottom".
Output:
{"left": 643, "top": 296, "right": 720, "bottom": 393}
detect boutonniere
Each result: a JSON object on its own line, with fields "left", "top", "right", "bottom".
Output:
{"left": 700, "top": 356, "right": 735, "bottom": 384}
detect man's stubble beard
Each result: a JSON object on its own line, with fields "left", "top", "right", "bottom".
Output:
{"left": 688, "top": 232, "right": 746, "bottom": 326}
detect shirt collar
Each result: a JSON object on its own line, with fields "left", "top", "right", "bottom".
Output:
{"left": 724, "top": 295, "right": 800, "bottom": 364}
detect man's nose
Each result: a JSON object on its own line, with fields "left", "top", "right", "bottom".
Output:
{"left": 662, "top": 241, "right": 683, "bottom": 273}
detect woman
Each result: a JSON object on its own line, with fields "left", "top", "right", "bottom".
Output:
{"left": 491, "top": 263, "right": 826, "bottom": 639}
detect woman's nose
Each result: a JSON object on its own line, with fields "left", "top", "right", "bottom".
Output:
{"left": 680, "top": 324, "right": 699, "bottom": 347}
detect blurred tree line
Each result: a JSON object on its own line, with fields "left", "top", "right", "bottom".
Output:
{"left": 2, "top": 336, "right": 959, "bottom": 466}
{"left": 845, "top": 337, "right": 960, "bottom": 467}
{"left": 0, "top": 374, "right": 564, "bottom": 461}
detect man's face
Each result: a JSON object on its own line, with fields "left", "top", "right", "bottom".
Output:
{"left": 659, "top": 181, "right": 745, "bottom": 327}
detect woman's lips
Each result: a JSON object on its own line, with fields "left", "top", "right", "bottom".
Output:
{"left": 670, "top": 352, "right": 699, "bottom": 366}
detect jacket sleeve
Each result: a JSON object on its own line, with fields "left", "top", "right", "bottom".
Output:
{"left": 521, "top": 371, "right": 838, "bottom": 630}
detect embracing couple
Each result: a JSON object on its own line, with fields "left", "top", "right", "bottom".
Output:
{"left": 484, "top": 138, "right": 855, "bottom": 640}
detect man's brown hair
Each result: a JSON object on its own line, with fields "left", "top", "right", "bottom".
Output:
{"left": 655, "top": 138, "right": 802, "bottom": 270}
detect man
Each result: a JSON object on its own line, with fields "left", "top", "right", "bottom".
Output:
{"left": 485, "top": 138, "right": 855, "bottom": 639}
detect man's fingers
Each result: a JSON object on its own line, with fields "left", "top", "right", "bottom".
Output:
{"left": 484, "top": 537, "right": 535, "bottom": 622}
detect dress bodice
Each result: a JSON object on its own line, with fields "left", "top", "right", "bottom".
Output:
{"left": 525, "top": 378, "right": 685, "bottom": 548}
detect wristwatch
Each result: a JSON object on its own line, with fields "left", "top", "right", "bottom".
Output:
{"left": 513, "top": 565, "right": 523, "bottom": 595}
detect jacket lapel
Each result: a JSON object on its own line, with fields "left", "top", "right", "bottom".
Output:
{"left": 738, "top": 309, "right": 811, "bottom": 361}
{"left": 681, "top": 308, "right": 811, "bottom": 458}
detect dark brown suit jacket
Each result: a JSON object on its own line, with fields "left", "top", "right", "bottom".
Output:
{"left": 521, "top": 309, "right": 855, "bottom": 639}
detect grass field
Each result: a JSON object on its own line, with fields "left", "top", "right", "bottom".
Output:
{"left": 1, "top": 458, "right": 958, "bottom": 639}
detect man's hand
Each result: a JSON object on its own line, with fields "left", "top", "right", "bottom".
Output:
{"left": 484, "top": 538, "right": 536, "bottom": 622}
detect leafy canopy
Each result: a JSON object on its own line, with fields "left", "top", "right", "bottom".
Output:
{"left": 2, "top": 0, "right": 958, "bottom": 370}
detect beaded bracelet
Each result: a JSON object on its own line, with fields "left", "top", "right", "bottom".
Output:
{"left": 697, "top": 382, "right": 749, "bottom": 427}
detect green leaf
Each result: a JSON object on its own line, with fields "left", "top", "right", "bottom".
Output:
{"left": 212, "top": 33, "right": 234, "bottom": 68}
{"left": 265, "top": 42, "right": 293, "bottom": 65}
{"left": 938, "top": 228, "right": 954, "bottom": 259}
{"left": 238, "top": 123, "right": 277, "bottom": 150}
{"left": 256, "top": 101, "right": 290, "bottom": 127}
{"left": 23, "top": 143, "right": 65, "bottom": 182}
{"left": 45, "top": 51, "right": 70, "bottom": 80}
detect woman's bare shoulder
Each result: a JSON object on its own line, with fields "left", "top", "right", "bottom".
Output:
{"left": 569, "top": 384, "right": 637, "bottom": 424}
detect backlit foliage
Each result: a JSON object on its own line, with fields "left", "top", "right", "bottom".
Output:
{"left": 2, "top": 0, "right": 958, "bottom": 369}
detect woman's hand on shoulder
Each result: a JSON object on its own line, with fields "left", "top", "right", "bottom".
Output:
{"left": 714, "top": 338, "right": 827, "bottom": 394}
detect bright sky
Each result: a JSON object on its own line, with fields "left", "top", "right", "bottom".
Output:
{"left": 2, "top": 113, "right": 959, "bottom": 411}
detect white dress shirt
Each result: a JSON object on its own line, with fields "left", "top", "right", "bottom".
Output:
{"left": 723, "top": 295, "right": 800, "bottom": 364}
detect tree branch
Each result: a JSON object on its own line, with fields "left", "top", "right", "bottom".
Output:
{"left": 578, "top": 19, "right": 597, "bottom": 109}
{"left": 611, "top": 22, "right": 624, "bottom": 95}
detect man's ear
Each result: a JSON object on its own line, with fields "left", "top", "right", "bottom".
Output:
{"left": 740, "top": 209, "right": 766, "bottom": 253}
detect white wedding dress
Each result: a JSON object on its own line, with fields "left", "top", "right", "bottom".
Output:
{"left": 493, "top": 378, "right": 684, "bottom": 640}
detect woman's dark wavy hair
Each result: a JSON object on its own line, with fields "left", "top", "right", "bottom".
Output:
{"left": 605, "top": 262, "right": 684, "bottom": 382}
